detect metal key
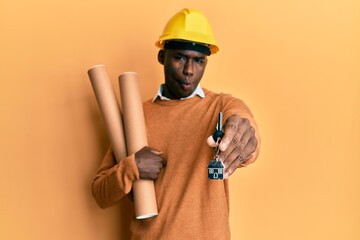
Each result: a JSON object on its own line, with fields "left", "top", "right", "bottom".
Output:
{"left": 212, "top": 112, "right": 224, "bottom": 143}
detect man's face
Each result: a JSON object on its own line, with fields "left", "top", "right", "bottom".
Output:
{"left": 158, "top": 49, "right": 208, "bottom": 99}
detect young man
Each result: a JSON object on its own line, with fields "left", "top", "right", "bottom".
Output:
{"left": 92, "top": 8, "right": 260, "bottom": 240}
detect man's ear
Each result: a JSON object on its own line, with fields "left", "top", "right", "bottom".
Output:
{"left": 157, "top": 50, "right": 165, "bottom": 65}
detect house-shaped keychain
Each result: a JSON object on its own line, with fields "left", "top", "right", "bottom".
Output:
{"left": 208, "top": 159, "right": 225, "bottom": 180}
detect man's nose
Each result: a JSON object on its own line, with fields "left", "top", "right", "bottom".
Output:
{"left": 183, "top": 60, "right": 194, "bottom": 75}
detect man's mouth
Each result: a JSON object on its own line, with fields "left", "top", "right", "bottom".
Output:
{"left": 180, "top": 80, "right": 192, "bottom": 90}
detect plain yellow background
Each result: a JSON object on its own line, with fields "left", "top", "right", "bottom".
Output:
{"left": 1, "top": 0, "right": 359, "bottom": 239}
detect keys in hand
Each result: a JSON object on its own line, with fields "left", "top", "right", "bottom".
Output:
{"left": 208, "top": 112, "right": 225, "bottom": 180}
{"left": 207, "top": 112, "right": 224, "bottom": 147}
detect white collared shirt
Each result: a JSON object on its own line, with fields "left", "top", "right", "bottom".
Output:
{"left": 152, "top": 84, "right": 205, "bottom": 102}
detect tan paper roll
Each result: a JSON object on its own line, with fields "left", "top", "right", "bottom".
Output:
{"left": 119, "top": 72, "right": 158, "bottom": 219}
{"left": 88, "top": 65, "right": 127, "bottom": 163}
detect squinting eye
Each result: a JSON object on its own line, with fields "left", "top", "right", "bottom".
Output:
{"left": 194, "top": 58, "right": 204, "bottom": 64}
{"left": 174, "top": 56, "right": 186, "bottom": 61}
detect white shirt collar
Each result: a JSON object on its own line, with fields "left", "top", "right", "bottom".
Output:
{"left": 152, "top": 84, "right": 205, "bottom": 102}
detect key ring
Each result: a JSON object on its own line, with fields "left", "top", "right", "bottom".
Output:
{"left": 208, "top": 112, "right": 225, "bottom": 180}
{"left": 214, "top": 137, "right": 221, "bottom": 161}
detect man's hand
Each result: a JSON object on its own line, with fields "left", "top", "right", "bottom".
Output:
{"left": 135, "top": 146, "right": 166, "bottom": 180}
{"left": 218, "top": 115, "right": 258, "bottom": 178}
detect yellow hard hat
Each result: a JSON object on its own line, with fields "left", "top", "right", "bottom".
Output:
{"left": 155, "top": 8, "right": 219, "bottom": 54}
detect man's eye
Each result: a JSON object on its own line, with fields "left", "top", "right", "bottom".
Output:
{"left": 174, "top": 55, "right": 186, "bottom": 60}
{"left": 194, "top": 58, "right": 204, "bottom": 64}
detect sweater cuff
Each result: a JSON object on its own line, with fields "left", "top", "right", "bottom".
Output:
{"left": 117, "top": 153, "right": 140, "bottom": 192}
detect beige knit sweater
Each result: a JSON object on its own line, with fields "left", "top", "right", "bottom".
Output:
{"left": 92, "top": 89, "right": 260, "bottom": 240}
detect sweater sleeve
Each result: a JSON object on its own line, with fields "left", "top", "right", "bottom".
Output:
{"left": 91, "top": 146, "right": 140, "bottom": 208}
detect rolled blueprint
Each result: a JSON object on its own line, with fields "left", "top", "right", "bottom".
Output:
{"left": 88, "top": 65, "right": 127, "bottom": 163}
{"left": 119, "top": 72, "right": 158, "bottom": 219}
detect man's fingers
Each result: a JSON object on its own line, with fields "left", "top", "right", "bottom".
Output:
{"left": 224, "top": 159, "right": 239, "bottom": 179}
{"left": 238, "top": 126, "right": 254, "bottom": 151}
{"left": 220, "top": 143, "right": 241, "bottom": 167}
{"left": 207, "top": 135, "right": 218, "bottom": 147}
{"left": 219, "top": 116, "right": 240, "bottom": 151}
{"left": 136, "top": 146, "right": 166, "bottom": 180}
{"left": 219, "top": 127, "right": 245, "bottom": 165}
{"left": 236, "top": 136, "right": 258, "bottom": 164}
{"left": 213, "top": 115, "right": 258, "bottom": 178}
{"left": 223, "top": 135, "right": 258, "bottom": 178}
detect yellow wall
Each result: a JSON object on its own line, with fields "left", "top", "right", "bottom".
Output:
{"left": 1, "top": 0, "right": 359, "bottom": 239}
